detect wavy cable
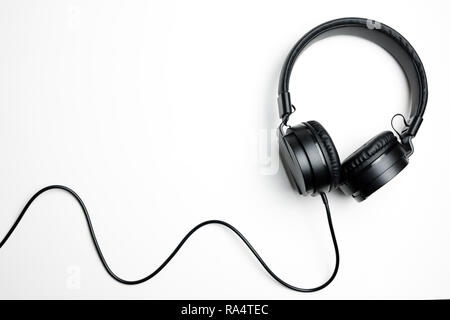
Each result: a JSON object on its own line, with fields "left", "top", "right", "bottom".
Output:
{"left": 0, "top": 185, "right": 339, "bottom": 292}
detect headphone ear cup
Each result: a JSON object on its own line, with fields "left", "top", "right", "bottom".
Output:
{"left": 340, "top": 131, "right": 409, "bottom": 201}
{"left": 279, "top": 120, "right": 341, "bottom": 195}
{"left": 305, "top": 121, "right": 342, "bottom": 189}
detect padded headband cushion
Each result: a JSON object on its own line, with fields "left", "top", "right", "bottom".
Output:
{"left": 342, "top": 131, "right": 398, "bottom": 177}
{"left": 278, "top": 18, "right": 428, "bottom": 138}
{"left": 307, "top": 120, "right": 341, "bottom": 189}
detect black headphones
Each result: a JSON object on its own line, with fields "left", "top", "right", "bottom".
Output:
{"left": 278, "top": 17, "right": 428, "bottom": 201}
{"left": 0, "top": 17, "right": 429, "bottom": 293}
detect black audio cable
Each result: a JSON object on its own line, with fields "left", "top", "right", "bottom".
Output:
{"left": 0, "top": 185, "right": 339, "bottom": 292}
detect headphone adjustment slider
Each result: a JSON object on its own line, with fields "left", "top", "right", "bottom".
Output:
{"left": 277, "top": 91, "right": 292, "bottom": 119}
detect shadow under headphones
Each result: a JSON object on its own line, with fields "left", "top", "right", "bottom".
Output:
{"left": 278, "top": 17, "right": 428, "bottom": 201}
{"left": 0, "top": 17, "right": 428, "bottom": 293}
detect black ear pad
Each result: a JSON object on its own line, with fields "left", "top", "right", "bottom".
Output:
{"left": 342, "top": 131, "right": 397, "bottom": 176}
{"left": 279, "top": 121, "right": 341, "bottom": 195}
{"left": 305, "top": 120, "right": 341, "bottom": 189}
{"left": 340, "top": 131, "right": 409, "bottom": 201}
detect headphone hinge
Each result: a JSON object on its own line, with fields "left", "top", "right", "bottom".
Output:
{"left": 400, "top": 135, "right": 415, "bottom": 158}
{"left": 401, "top": 116, "right": 423, "bottom": 139}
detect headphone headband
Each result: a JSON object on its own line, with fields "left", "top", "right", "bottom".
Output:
{"left": 277, "top": 17, "right": 428, "bottom": 142}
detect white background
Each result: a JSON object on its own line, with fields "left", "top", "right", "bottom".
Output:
{"left": 0, "top": 0, "right": 449, "bottom": 299}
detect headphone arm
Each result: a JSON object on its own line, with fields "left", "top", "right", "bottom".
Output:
{"left": 400, "top": 135, "right": 414, "bottom": 159}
